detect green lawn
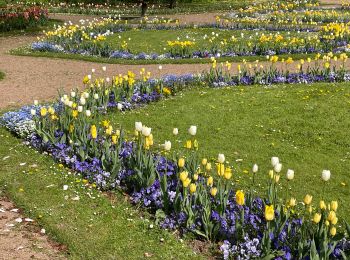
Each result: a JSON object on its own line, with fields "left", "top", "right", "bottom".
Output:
{"left": 104, "top": 82, "right": 350, "bottom": 222}
{"left": 0, "top": 126, "right": 203, "bottom": 259}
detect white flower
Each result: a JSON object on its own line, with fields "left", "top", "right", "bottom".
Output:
{"left": 173, "top": 128, "right": 178, "bottom": 135}
{"left": 188, "top": 125, "right": 197, "bottom": 136}
{"left": 163, "top": 141, "right": 171, "bottom": 151}
{"left": 80, "top": 97, "right": 86, "bottom": 105}
{"left": 158, "top": 65, "right": 163, "bottom": 70}
{"left": 135, "top": 122, "right": 143, "bottom": 131}
{"left": 286, "top": 169, "right": 294, "bottom": 180}
{"left": 252, "top": 164, "right": 258, "bottom": 173}
{"left": 274, "top": 163, "right": 282, "bottom": 173}
{"left": 87, "top": 74, "right": 92, "bottom": 80}
{"left": 106, "top": 77, "right": 110, "bottom": 82}
{"left": 63, "top": 185, "right": 69, "bottom": 190}
{"left": 91, "top": 69, "right": 95, "bottom": 73}
{"left": 102, "top": 66, "right": 106, "bottom": 71}
{"left": 271, "top": 157, "right": 279, "bottom": 167}
{"left": 71, "top": 91, "right": 76, "bottom": 98}
{"left": 141, "top": 126, "right": 151, "bottom": 137}
{"left": 117, "top": 103, "right": 123, "bottom": 111}
{"left": 321, "top": 170, "right": 331, "bottom": 181}
{"left": 218, "top": 154, "right": 225, "bottom": 164}
{"left": 68, "top": 101, "right": 73, "bottom": 107}
{"left": 77, "top": 106, "right": 83, "bottom": 112}
{"left": 83, "top": 92, "right": 89, "bottom": 99}
{"left": 85, "top": 110, "right": 91, "bottom": 117}
{"left": 30, "top": 109, "right": 36, "bottom": 116}
{"left": 93, "top": 93, "right": 99, "bottom": 100}
{"left": 34, "top": 100, "right": 39, "bottom": 106}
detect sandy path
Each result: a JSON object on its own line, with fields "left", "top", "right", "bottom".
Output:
{"left": 0, "top": 198, "right": 65, "bottom": 259}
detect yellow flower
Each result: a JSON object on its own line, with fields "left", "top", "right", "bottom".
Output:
{"left": 48, "top": 107, "right": 55, "bottom": 115}
{"left": 90, "top": 125, "right": 97, "bottom": 139}
{"left": 210, "top": 187, "right": 218, "bottom": 196}
{"left": 72, "top": 110, "right": 78, "bottom": 118}
{"left": 183, "top": 178, "right": 191, "bottom": 188}
{"left": 274, "top": 174, "right": 280, "bottom": 183}
{"left": 268, "top": 170, "right": 274, "bottom": 179}
{"left": 289, "top": 198, "right": 296, "bottom": 207}
{"left": 224, "top": 167, "right": 232, "bottom": 180}
{"left": 313, "top": 213, "right": 321, "bottom": 224}
{"left": 320, "top": 200, "right": 326, "bottom": 210}
{"left": 185, "top": 140, "right": 192, "bottom": 149}
{"left": 330, "top": 201, "right": 338, "bottom": 211}
{"left": 83, "top": 75, "right": 90, "bottom": 84}
{"left": 179, "top": 171, "right": 188, "bottom": 182}
{"left": 40, "top": 107, "right": 47, "bottom": 117}
{"left": 304, "top": 194, "right": 313, "bottom": 205}
{"left": 265, "top": 205, "right": 275, "bottom": 221}
{"left": 331, "top": 216, "right": 338, "bottom": 225}
{"left": 206, "top": 163, "right": 212, "bottom": 171}
{"left": 105, "top": 125, "right": 113, "bottom": 136}
{"left": 207, "top": 176, "right": 213, "bottom": 186}
{"left": 201, "top": 158, "right": 208, "bottom": 165}
{"left": 235, "top": 190, "right": 245, "bottom": 206}
{"left": 330, "top": 226, "right": 336, "bottom": 236}
{"left": 69, "top": 124, "right": 74, "bottom": 133}
{"left": 189, "top": 183, "right": 196, "bottom": 194}
{"left": 111, "top": 135, "right": 118, "bottom": 144}
{"left": 178, "top": 158, "right": 185, "bottom": 168}
{"left": 327, "top": 210, "right": 336, "bottom": 222}
{"left": 193, "top": 174, "right": 199, "bottom": 181}
{"left": 217, "top": 163, "right": 225, "bottom": 177}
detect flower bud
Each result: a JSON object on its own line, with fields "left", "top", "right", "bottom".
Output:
{"left": 188, "top": 125, "right": 197, "bottom": 136}
{"left": 178, "top": 158, "right": 185, "bottom": 168}
{"left": 217, "top": 153, "right": 225, "bottom": 164}
{"left": 173, "top": 128, "right": 178, "bottom": 135}
{"left": 252, "top": 164, "right": 258, "bottom": 173}
{"left": 286, "top": 169, "right": 294, "bottom": 180}
{"left": 321, "top": 170, "right": 331, "bottom": 181}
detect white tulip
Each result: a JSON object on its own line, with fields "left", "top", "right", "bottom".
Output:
{"left": 77, "top": 106, "right": 83, "bottom": 112}
{"left": 60, "top": 96, "right": 65, "bottom": 103}
{"left": 71, "top": 91, "right": 76, "bottom": 98}
{"left": 163, "top": 141, "right": 171, "bottom": 151}
{"left": 252, "top": 164, "right": 258, "bottom": 173}
{"left": 117, "top": 103, "right": 123, "bottom": 111}
{"left": 274, "top": 163, "right": 282, "bottom": 173}
{"left": 102, "top": 66, "right": 106, "bottom": 71}
{"left": 34, "top": 100, "right": 39, "bottom": 106}
{"left": 83, "top": 92, "right": 89, "bottom": 99}
{"left": 188, "top": 125, "right": 197, "bottom": 136}
{"left": 321, "top": 170, "right": 331, "bottom": 181}
{"left": 271, "top": 157, "right": 279, "bottom": 167}
{"left": 93, "top": 93, "right": 99, "bottom": 100}
{"left": 286, "top": 169, "right": 294, "bottom": 180}
{"left": 87, "top": 74, "right": 92, "bottom": 80}
{"left": 173, "top": 128, "right": 178, "bottom": 135}
{"left": 91, "top": 69, "right": 95, "bottom": 73}
{"left": 63, "top": 94, "right": 68, "bottom": 100}
{"left": 80, "top": 97, "right": 86, "bottom": 105}
{"left": 218, "top": 154, "right": 225, "bottom": 164}
{"left": 135, "top": 122, "right": 143, "bottom": 131}
{"left": 106, "top": 77, "right": 110, "bottom": 83}
{"left": 68, "top": 101, "right": 73, "bottom": 107}
{"left": 30, "top": 109, "right": 36, "bottom": 116}
{"left": 85, "top": 110, "right": 91, "bottom": 117}
{"left": 142, "top": 126, "right": 151, "bottom": 137}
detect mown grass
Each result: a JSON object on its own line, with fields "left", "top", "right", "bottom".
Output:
{"left": 0, "top": 126, "right": 203, "bottom": 259}
{"left": 104, "top": 82, "right": 350, "bottom": 222}
{"left": 11, "top": 46, "right": 322, "bottom": 65}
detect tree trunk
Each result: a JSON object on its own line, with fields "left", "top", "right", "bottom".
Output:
{"left": 169, "top": 0, "right": 176, "bottom": 9}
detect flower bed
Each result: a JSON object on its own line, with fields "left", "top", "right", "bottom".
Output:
{"left": 2, "top": 59, "right": 350, "bottom": 258}
{"left": 0, "top": 4, "right": 48, "bottom": 32}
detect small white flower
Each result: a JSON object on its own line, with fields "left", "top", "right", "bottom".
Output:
{"left": 71, "top": 91, "right": 76, "bottom": 98}
{"left": 102, "top": 66, "right": 106, "bottom": 71}
{"left": 218, "top": 153, "right": 225, "bottom": 164}
{"left": 85, "top": 110, "right": 91, "bottom": 117}
{"left": 321, "top": 170, "right": 331, "bottom": 181}
{"left": 77, "top": 106, "right": 83, "bottom": 112}
{"left": 274, "top": 163, "right": 282, "bottom": 173}
{"left": 30, "top": 109, "right": 36, "bottom": 116}
{"left": 93, "top": 93, "right": 99, "bottom": 100}
{"left": 80, "top": 97, "right": 86, "bottom": 105}
{"left": 63, "top": 185, "right": 69, "bottom": 191}
{"left": 271, "top": 157, "right": 279, "bottom": 167}
{"left": 141, "top": 126, "right": 151, "bottom": 137}
{"left": 68, "top": 101, "right": 73, "bottom": 107}
{"left": 163, "top": 141, "right": 171, "bottom": 151}
{"left": 106, "top": 77, "right": 110, "bottom": 83}
{"left": 117, "top": 103, "right": 123, "bottom": 111}
{"left": 87, "top": 74, "right": 92, "bottom": 80}
{"left": 188, "top": 125, "right": 197, "bottom": 136}
{"left": 286, "top": 169, "right": 294, "bottom": 180}
{"left": 33, "top": 100, "right": 39, "bottom": 106}
{"left": 158, "top": 65, "right": 163, "bottom": 70}
{"left": 91, "top": 69, "right": 95, "bottom": 73}
{"left": 252, "top": 164, "right": 258, "bottom": 173}
{"left": 83, "top": 92, "right": 89, "bottom": 99}
{"left": 173, "top": 128, "right": 178, "bottom": 135}
{"left": 135, "top": 122, "right": 143, "bottom": 131}
{"left": 40, "top": 228, "right": 46, "bottom": 234}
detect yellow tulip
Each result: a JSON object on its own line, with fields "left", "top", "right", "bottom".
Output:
{"left": 201, "top": 158, "right": 208, "bottom": 165}
{"left": 185, "top": 140, "right": 192, "bottom": 149}
{"left": 178, "top": 158, "right": 185, "bottom": 168}
{"left": 235, "top": 190, "right": 245, "bottom": 206}
{"left": 179, "top": 171, "right": 188, "bottom": 182}
{"left": 330, "top": 226, "right": 336, "bottom": 236}
{"left": 224, "top": 167, "right": 232, "bottom": 180}
{"left": 72, "top": 110, "right": 78, "bottom": 118}
{"left": 207, "top": 176, "right": 213, "bottom": 186}
{"left": 331, "top": 217, "right": 338, "bottom": 225}
{"left": 217, "top": 163, "right": 225, "bottom": 177}
{"left": 193, "top": 174, "right": 199, "bottom": 181}
{"left": 330, "top": 201, "right": 338, "bottom": 211}
{"left": 289, "top": 198, "right": 296, "bottom": 207}
{"left": 313, "top": 213, "right": 321, "bottom": 224}
{"left": 265, "top": 205, "right": 275, "bottom": 221}
{"left": 304, "top": 194, "right": 313, "bottom": 205}
{"left": 210, "top": 187, "right": 218, "bottom": 196}
{"left": 111, "top": 135, "right": 118, "bottom": 144}
{"left": 327, "top": 210, "right": 336, "bottom": 222}
{"left": 40, "top": 107, "right": 47, "bottom": 117}
{"left": 189, "top": 183, "right": 196, "bottom": 194}
{"left": 183, "top": 178, "right": 191, "bottom": 188}
{"left": 320, "top": 200, "right": 326, "bottom": 210}
{"left": 90, "top": 125, "right": 97, "bottom": 139}
{"left": 206, "top": 163, "right": 212, "bottom": 171}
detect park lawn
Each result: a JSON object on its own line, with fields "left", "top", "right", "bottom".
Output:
{"left": 104, "top": 82, "right": 350, "bottom": 222}
{"left": 105, "top": 28, "right": 311, "bottom": 54}
{"left": 0, "top": 126, "right": 203, "bottom": 259}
